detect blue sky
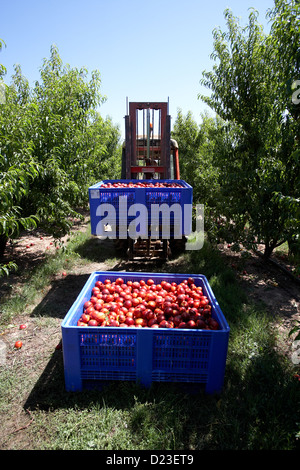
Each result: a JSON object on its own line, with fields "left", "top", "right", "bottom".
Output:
{"left": 0, "top": 0, "right": 275, "bottom": 138}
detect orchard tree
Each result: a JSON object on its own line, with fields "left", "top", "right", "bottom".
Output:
{"left": 70, "top": 111, "right": 122, "bottom": 205}
{"left": 0, "top": 45, "right": 121, "bottom": 258}
{"left": 23, "top": 45, "right": 107, "bottom": 236}
{"left": 267, "top": 0, "right": 300, "bottom": 255}
{"left": 0, "top": 52, "right": 39, "bottom": 261}
{"left": 199, "top": 7, "right": 299, "bottom": 258}
{"left": 27, "top": 45, "right": 121, "bottom": 232}
{"left": 172, "top": 110, "right": 202, "bottom": 188}
{"left": 172, "top": 109, "right": 221, "bottom": 208}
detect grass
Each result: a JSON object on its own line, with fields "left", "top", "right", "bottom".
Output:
{"left": 0, "top": 230, "right": 299, "bottom": 450}
{"left": 0, "top": 226, "right": 118, "bottom": 326}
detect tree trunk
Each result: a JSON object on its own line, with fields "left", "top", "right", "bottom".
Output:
{"left": 0, "top": 234, "right": 8, "bottom": 258}
{"left": 263, "top": 240, "right": 277, "bottom": 261}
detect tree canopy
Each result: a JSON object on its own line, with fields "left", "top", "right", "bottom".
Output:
{"left": 192, "top": 1, "right": 300, "bottom": 258}
{"left": 0, "top": 45, "right": 121, "bottom": 264}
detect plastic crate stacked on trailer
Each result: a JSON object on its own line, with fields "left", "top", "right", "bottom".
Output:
{"left": 88, "top": 179, "right": 193, "bottom": 239}
{"left": 61, "top": 271, "right": 230, "bottom": 394}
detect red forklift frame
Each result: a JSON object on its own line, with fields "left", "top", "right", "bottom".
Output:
{"left": 122, "top": 101, "right": 180, "bottom": 180}
{"left": 117, "top": 100, "right": 184, "bottom": 259}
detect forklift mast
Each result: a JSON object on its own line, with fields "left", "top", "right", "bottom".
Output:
{"left": 122, "top": 100, "right": 180, "bottom": 180}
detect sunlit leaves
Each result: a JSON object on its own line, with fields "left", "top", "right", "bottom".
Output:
{"left": 0, "top": 45, "right": 121, "bottom": 259}
{"left": 197, "top": 5, "right": 300, "bottom": 258}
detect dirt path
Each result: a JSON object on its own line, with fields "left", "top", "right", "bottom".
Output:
{"left": 1, "top": 224, "right": 299, "bottom": 359}
{"left": 0, "top": 223, "right": 299, "bottom": 449}
{"left": 218, "top": 243, "right": 300, "bottom": 358}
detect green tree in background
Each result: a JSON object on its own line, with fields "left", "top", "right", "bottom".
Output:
{"left": 198, "top": 5, "right": 300, "bottom": 258}
{"left": 0, "top": 56, "right": 39, "bottom": 261}
{"left": 172, "top": 109, "right": 242, "bottom": 243}
{"left": 0, "top": 45, "right": 121, "bottom": 259}
{"left": 267, "top": 0, "right": 300, "bottom": 255}
{"left": 172, "top": 109, "right": 221, "bottom": 218}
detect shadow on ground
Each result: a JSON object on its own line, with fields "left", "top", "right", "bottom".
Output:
{"left": 30, "top": 273, "right": 90, "bottom": 319}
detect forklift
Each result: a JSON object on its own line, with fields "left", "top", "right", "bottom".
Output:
{"left": 114, "top": 100, "right": 186, "bottom": 260}
{"left": 121, "top": 100, "right": 180, "bottom": 181}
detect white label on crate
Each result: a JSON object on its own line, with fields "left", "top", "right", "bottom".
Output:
{"left": 90, "top": 189, "right": 100, "bottom": 199}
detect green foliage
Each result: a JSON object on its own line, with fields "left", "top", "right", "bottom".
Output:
{"left": 172, "top": 110, "right": 224, "bottom": 238}
{"left": 0, "top": 45, "right": 121, "bottom": 257}
{"left": 0, "top": 156, "right": 39, "bottom": 237}
{"left": 172, "top": 109, "right": 221, "bottom": 204}
{"left": 196, "top": 6, "right": 300, "bottom": 258}
{"left": 0, "top": 38, "right": 6, "bottom": 78}
{"left": 289, "top": 319, "right": 300, "bottom": 342}
{"left": 0, "top": 260, "right": 17, "bottom": 278}
{"left": 268, "top": 0, "right": 300, "bottom": 247}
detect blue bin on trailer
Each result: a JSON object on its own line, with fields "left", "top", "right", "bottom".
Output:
{"left": 88, "top": 179, "right": 193, "bottom": 238}
{"left": 61, "top": 271, "right": 230, "bottom": 394}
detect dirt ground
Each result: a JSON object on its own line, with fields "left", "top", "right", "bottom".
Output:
{"left": 0, "top": 222, "right": 299, "bottom": 448}
{"left": 218, "top": 242, "right": 300, "bottom": 358}
{"left": 1, "top": 221, "right": 299, "bottom": 358}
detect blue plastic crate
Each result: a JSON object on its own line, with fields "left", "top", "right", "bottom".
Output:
{"left": 61, "top": 272, "right": 230, "bottom": 394}
{"left": 88, "top": 180, "right": 193, "bottom": 238}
